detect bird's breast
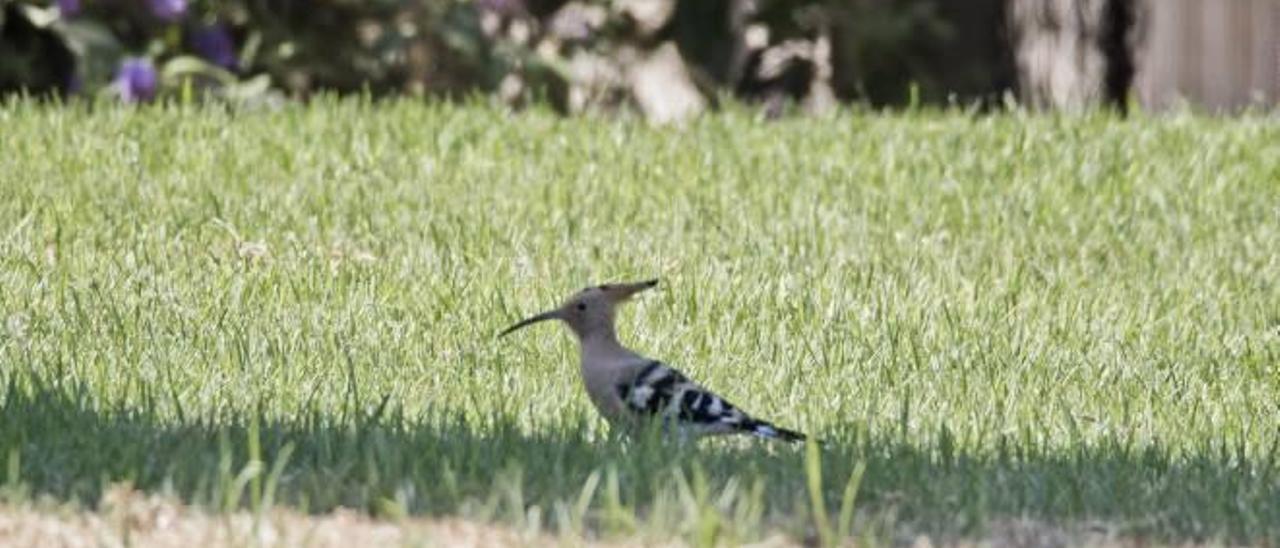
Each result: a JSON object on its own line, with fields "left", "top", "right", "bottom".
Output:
{"left": 579, "top": 357, "right": 637, "bottom": 422}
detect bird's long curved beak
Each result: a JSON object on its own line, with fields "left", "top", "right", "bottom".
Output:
{"left": 498, "top": 309, "right": 560, "bottom": 338}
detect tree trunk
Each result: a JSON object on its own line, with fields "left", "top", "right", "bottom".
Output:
{"left": 1007, "top": 0, "right": 1140, "bottom": 111}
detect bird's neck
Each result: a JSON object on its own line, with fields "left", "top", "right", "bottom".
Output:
{"left": 577, "top": 326, "right": 630, "bottom": 360}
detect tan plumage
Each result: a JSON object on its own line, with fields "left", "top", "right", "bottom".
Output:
{"left": 500, "top": 279, "right": 805, "bottom": 442}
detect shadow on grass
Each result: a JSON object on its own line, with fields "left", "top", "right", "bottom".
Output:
{"left": 1, "top": 377, "right": 1276, "bottom": 543}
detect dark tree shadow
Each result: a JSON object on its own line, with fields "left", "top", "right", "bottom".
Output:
{"left": 1, "top": 378, "right": 1276, "bottom": 544}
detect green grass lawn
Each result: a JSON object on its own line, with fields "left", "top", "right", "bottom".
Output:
{"left": 0, "top": 100, "right": 1277, "bottom": 544}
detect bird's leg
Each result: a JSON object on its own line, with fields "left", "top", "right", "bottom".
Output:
{"left": 658, "top": 417, "right": 693, "bottom": 447}
{"left": 675, "top": 426, "right": 692, "bottom": 448}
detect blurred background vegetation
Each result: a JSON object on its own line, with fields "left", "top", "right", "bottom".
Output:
{"left": 0, "top": 0, "right": 1275, "bottom": 118}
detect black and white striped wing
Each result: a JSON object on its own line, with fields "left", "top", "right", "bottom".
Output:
{"left": 615, "top": 360, "right": 804, "bottom": 442}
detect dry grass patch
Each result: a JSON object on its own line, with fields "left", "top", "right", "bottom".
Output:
{"left": 0, "top": 486, "right": 1204, "bottom": 548}
{"left": 0, "top": 485, "right": 554, "bottom": 548}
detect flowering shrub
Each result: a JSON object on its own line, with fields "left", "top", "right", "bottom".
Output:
{"left": 0, "top": 0, "right": 977, "bottom": 115}
{"left": 0, "top": 0, "right": 500, "bottom": 104}
{"left": 2, "top": 0, "right": 239, "bottom": 102}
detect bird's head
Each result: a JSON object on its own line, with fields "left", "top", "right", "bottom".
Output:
{"left": 499, "top": 278, "right": 659, "bottom": 339}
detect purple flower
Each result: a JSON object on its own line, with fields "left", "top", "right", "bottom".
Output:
{"left": 190, "top": 23, "right": 237, "bottom": 70}
{"left": 149, "top": 0, "right": 187, "bottom": 22}
{"left": 58, "top": 0, "right": 81, "bottom": 18}
{"left": 114, "top": 58, "right": 158, "bottom": 103}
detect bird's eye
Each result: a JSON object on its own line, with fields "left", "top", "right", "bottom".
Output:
{"left": 576, "top": 302, "right": 587, "bottom": 311}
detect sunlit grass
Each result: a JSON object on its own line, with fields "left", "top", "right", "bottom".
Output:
{"left": 0, "top": 99, "right": 1278, "bottom": 544}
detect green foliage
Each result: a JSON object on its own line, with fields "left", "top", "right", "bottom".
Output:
{"left": 0, "top": 0, "right": 504, "bottom": 102}
{"left": 1, "top": 0, "right": 1002, "bottom": 109}
{"left": 1, "top": 101, "right": 1278, "bottom": 543}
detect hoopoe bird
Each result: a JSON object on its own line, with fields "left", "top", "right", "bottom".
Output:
{"left": 500, "top": 279, "right": 805, "bottom": 442}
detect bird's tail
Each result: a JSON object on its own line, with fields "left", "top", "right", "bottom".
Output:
{"left": 743, "top": 419, "right": 806, "bottom": 443}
